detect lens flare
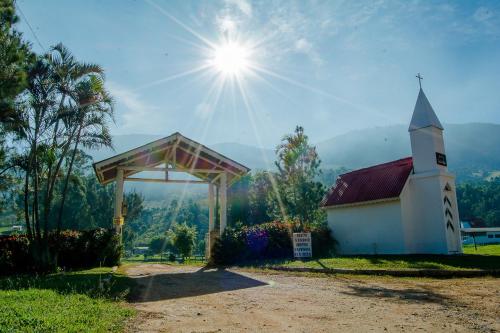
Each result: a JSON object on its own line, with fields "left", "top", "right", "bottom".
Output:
{"left": 211, "top": 42, "right": 250, "bottom": 76}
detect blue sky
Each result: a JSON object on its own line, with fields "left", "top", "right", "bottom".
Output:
{"left": 16, "top": 0, "right": 500, "bottom": 147}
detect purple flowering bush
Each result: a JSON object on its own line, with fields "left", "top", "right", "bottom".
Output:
{"left": 210, "top": 221, "right": 335, "bottom": 265}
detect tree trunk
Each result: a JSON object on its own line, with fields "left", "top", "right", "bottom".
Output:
{"left": 56, "top": 126, "right": 82, "bottom": 231}
{"left": 23, "top": 167, "right": 32, "bottom": 240}
{"left": 43, "top": 134, "right": 76, "bottom": 233}
{"left": 43, "top": 94, "right": 68, "bottom": 229}
{"left": 33, "top": 158, "right": 41, "bottom": 242}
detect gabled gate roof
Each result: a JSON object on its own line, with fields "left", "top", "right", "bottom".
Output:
{"left": 93, "top": 132, "right": 250, "bottom": 185}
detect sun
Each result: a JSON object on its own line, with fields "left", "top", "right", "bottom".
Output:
{"left": 211, "top": 42, "right": 250, "bottom": 76}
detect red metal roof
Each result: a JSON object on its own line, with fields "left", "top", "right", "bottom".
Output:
{"left": 321, "top": 157, "right": 413, "bottom": 207}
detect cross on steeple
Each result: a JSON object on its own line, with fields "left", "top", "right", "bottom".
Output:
{"left": 416, "top": 73, "right": 423, "bottom": 89}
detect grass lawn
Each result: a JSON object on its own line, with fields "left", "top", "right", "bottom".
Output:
{"left": 244, "top": 244, "right": 500, "bottom": 271}
{"left": 0, "top": 267, "right": 135, "bottom": 332}
{"left": 0, "top": 226, "right": 11, "bottom": 235}
{"left": 122, "top": 254, "right": 206, "bottom": 266}
{"left": 463, "top": 243, "right": 500, "bottom": 256}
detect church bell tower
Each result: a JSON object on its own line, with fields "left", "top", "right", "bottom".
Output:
{"left": 407, "top": 74, "right": 462, "bottom": 254}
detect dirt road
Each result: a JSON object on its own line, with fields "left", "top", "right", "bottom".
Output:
{"left": 125, "top": 264, "right": 500, "bottom": 333}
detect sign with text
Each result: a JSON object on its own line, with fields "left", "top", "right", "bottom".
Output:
{"left": 293, "top": 232, "right": 312, "bottom": 258}
{"left": 436, "top": 152, "right": 447, "bottom": 166}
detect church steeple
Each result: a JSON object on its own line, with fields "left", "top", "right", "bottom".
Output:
{"left": 409, "top": 88, "right": 443, "bottom": 132}
{"left": 409, "top": 77, "right": 447, "bottom": 174}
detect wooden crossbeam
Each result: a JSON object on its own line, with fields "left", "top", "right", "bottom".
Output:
{"left": 117, "top": 165, "right": 223, "bottom": 173}
{"left": 124, "top": 177, "right": 209, "bottom": 184}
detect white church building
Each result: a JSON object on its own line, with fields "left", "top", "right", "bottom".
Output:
{"left": 321, "top": 87, "right": 462, "bottom": 255}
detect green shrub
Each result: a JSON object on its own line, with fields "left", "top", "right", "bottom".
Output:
{"left": 170, "top": 223, "right": 197, "bottom": 258}
{"left": 210, "top": 221, "right": 336, "bottom": 265}
{"left": 0, "top": 228, "right": 122, "bottom": 275}
{"left": 0, "top": 235, "right": 33, "bottom": 274}
{"left": 211, "top": 227, "right": 246, "bottom": 265}
{"left": 308, "top": 225, "right": 337, "bottom": 257}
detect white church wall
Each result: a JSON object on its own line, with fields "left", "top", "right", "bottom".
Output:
{"left": 400, "top": 172, "right": 458, "bottom": 254}
{"left": 439, "top": 175, "right": 462, "bottom": 253}
{"left": 326, "top": 200, "right": 406, "bottom": 255}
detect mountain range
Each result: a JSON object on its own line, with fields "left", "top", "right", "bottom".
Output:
{"left": 90, "top": 123, "right": 500, "bottom": 177}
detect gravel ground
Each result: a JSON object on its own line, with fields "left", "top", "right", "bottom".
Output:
{"left": 124, "top": 264, "right": 500, "bottom": 333}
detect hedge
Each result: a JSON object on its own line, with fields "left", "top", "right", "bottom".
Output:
{"left": 0, "top": 228, "right": 122, "bottom": 275}
{"left": 210, "top": 221, "right": 336, "bottom": 265}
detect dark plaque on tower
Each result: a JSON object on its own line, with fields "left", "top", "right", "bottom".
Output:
{"left": 436, "top": 152, "right": 447, "bottom": 166}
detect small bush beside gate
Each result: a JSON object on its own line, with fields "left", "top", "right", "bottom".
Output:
{"left": 210, "top": 221, "right": 336, "bottom": 265}
{"left": 0, "top": 228, "right": 121, "bottom": 275}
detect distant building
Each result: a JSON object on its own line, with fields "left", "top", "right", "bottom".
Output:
{"left": 461, "top": 221, "right": 500, "bottom": 245}
{"left": 133, "top": 247, "right": 150, "bottom": 255}
{"left": 321, "top": 86, "right": 462, "bottom": 255}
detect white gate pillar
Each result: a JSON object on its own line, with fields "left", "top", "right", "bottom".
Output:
{"left": 208, "top": 182, "right": 215, "bottom": 232}
{"left": 114, "top": 169, "right": 124, "bottom": 235}
{"left": 219, "top": 172, "right": 227, "bottom": 235}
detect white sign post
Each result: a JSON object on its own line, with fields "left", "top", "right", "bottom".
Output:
{"left": 293, "top": 232, "right": 312, "bottom": 258}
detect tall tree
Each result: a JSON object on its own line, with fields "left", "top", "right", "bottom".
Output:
{"left": 271, "top": 126, "right": 326, "bottom": 226}
{"left": 0, "top": 0, "right": 34, "bottom": 122}
{"left": 248, "top": 171, "right": 273, "bottom": 225}
{"left": 13, "top": 57, "right": 58, "bottom": 241}
{"left": 170, "top": 223, "right": 197, "bottom": 258}
{"left": 38, "top": 44, "right": 107, "bottom": 232}
{"left": 56, "top": 73, "right": 114, "bottom": 230}
{"left": 228, "top": 174, "right": 251, "bottom": 226}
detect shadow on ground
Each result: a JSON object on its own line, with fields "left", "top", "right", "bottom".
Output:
{"left": 0, "top": 270, "right": 133, "bottom": 300}
{"left": 341, "top": 284, "right": 449, "bottom": 304}
{"left": 129, "top": 267, "right": 267, "bottom": 302}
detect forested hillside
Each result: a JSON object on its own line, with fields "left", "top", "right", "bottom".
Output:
{"left": 90, "top": 123, "right": 500, "bottom": 184}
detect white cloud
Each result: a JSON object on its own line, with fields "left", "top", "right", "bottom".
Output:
{"left": 224, "top": 0, "right": 252, "bottom": 17}
{"left": 216, "top": 15, "right": 238, "bottom": 33}
{"left": 295, "top": 38, "right": 312, "bottom": 53}
{"left": 294, "top": 37, "right": 323, "bottom": 66}
{"left": 107, "top": 81, "right": 161, "bottom": 132}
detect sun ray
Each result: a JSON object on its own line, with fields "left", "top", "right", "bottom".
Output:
{"left": 145, "top": 0, "right": 217, "bottom": 49}
{"left": 234, "top": 75, "right": 288, "bottom": 220}
{"left": 249, "top": 63, "right": 403, "bottom": 122}
{"left": 134, "top": 64, "right": 212, "bottom": 91}
{"left": 140, "top": 74, "right": 227, "bottom": 299}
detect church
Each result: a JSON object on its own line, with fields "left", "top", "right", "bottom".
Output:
{"left": 321, "top": 84, "right": 462, "bottom": 255}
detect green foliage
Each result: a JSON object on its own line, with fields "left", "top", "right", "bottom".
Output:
{"left": 0, "top": 267, "right": 134, "bottom": 332}
{"left": 270, "top": 126, "right": 326, "bottom": 226}
{"left": 0, "top": 0, "right": 34, "bottom": 120}
{"left": 0, "top": 234, "right": 31, "bottom": 273}
{"left": 210, "top": 221, "right": 336, "bottom": 266}
{"left": 0, "top": 228, "right": 122, "bottom": 275}
{"left": 149, "top": 236, "right": 171, "bottom": 255}
{"left": 228, "top": 174, "right": 251, "bottom": 225}
{"left": 457, "top": 178, "right": 500, "bottom": 227}
{"left": 130, "top": 198, "right": 206, "bottom": 249}
{"left": 170, "top": 223, "right": 197, "bottom": 258}
{"left": 211, "top": 227, "right": 247, "bottom": 265}
{"left": 0, "top": 2, "right": 114, "bottom": 252}
{"left": 248, "top": 171, "right": 273, "bottom": 224}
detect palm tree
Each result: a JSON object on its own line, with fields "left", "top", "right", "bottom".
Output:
{"left": 42, "top": 44, "right": 105, "bottom": 230}
{"left": 12, "top": 57, "right": 58, "bottom": 242}
{"left": 56, "top": 74, "right": 114, "bottom": 230}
